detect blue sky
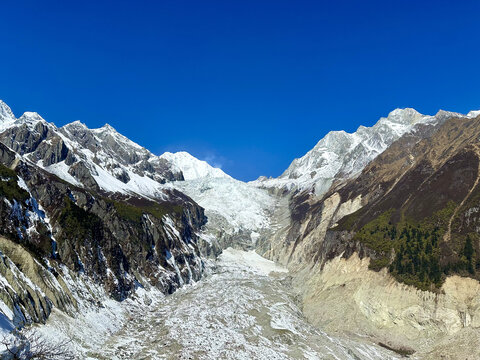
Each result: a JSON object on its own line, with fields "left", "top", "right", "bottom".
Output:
{"left": 1, "top": 1, "right": 480, "bottom": 181}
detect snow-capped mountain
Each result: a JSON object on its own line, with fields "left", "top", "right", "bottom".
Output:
{"left": 0, "top": 100, "right": 15, "bottom": 126}
{"left": 253, "top": 108, "right": 478, "bottom": 196}
{"left": 3, "top": 101, "right": 477, "bottom": 248}
{"left": 3, "top": 97, "right": 480, "bottom": 360}
{"left": 0, "top": 101, "right": 230, "bottom": 202}
{"left": 0, "top": 100, "right": 277, "bottom": 249}
{"left": 160, "top": 151, "right": 230, "bottom": 181}
{"left": 158, "top": 151, "right": 275, "bottom": 242}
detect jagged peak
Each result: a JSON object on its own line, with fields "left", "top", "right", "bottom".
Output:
{"left": 88, "top": 122, "right": 148, "bottom": 154}
{"left": 314, "top": 108, "right": 425, "bottom": 152}
{"left": 90, "top": 123, "right": 118, "bottom": 134}
{"left": 381, "top": 107, "right": 425, "bottom": 125}
{"left": 432, "top": 109, "right": 480, "bottom": 121}
{"left": 275, "top": 107, "right": 440, "bottom": 190}
{"left": 92, "top": 123, "right": 126, "bottom": 137}
{"left": 434, "top": 109, "right": 463, "bottom": 118}
{"left": 0, "top": 100, "right": 15, "bottom": 121}
{"left": 162, "top": 151, "right": 199, "bottom": 160}
{"left": 388, "top": 107, "right": 421, "bottom": 116}
{"left": 19, "top": 111, "right": 46, "bottom": 122}
{"left": 467, "top": 110, "right": 480, "bottom": 118}
{"left": 312, "top": 129, "right": 355, "bottom": 152}
{"left": 101, "top": 123, "right": 115, "bottom": 131}
{"left": 64, "top": 120, "right": 87, "bottom": 128}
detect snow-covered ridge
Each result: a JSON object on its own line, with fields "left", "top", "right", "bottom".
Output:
{"left": 0, "top": 101, "right": 17, "bottom": 131}
{"left": 0, "top": 100, "right": 232, "bottom": 201}
{"left": 3, "top": 100, "right": 479, "bottom": 242}
{"left": 252, "top": 107, "right": 480, "bottom": 195}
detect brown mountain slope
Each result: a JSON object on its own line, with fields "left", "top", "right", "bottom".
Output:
{"left": 327, "top": 115, "right": 480, "bottom": 289}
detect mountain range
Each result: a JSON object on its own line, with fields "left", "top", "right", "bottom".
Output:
{"left": 0, "top": 99, "right": 480, "bottom": 358}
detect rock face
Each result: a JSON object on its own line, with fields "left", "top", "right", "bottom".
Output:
{"left": 301, "top": 254, "right": 480, "bottom": 359}
{"left": 0, "top": 144, "right": 206, "bottom": 329}
{"left": 0, "top": 99, "right": 275, "bottom": 339}
{"left": 262, "top": 110, "right": 480, "bottom": 270}
{"left": 0, "top": 103, "right": 194, "bottom": 200}
{"left": 0, "top": 103, "right": 234, "bottom": 206}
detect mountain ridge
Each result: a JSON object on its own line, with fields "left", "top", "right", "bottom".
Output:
{"left": 1, "top": 98, "right": 480, "bottom": 359}
{"left": 253, "top": 107, "right": 480, "bottom": 197}
{"left": 0, "top": 100, "right": 229, "bottom": 201}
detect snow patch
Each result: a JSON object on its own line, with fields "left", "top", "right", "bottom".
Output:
{"left": 219, "top": 248, "right": 288, "bottom": 276}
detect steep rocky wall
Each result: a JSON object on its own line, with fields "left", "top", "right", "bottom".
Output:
{"left": 262, "top": 190, "right": 364, "bottom": 271}
{"left": 0, "top": 236, "right": 76, "bottom": 330}
{"left": 300, "top": 253, "right": 480, "bottom": 359}
{"left": 0, "top": 142, "right": 208, "bottom": 331}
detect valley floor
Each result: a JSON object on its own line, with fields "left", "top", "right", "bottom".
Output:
{"left": 34, "top": 249, "right": 399, "bottom": 360}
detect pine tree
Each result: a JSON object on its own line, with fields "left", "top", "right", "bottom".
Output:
{"left": 463, "top": 236, "right": 475, "bottom": 274}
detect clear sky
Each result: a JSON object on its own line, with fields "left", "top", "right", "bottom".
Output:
{"left": 1, "top": 1, "right": 480, "bottom": 181}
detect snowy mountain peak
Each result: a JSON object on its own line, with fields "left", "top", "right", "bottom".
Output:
{"left": 0, "top": 100, "right": 15, "bottom": 122}
{"left": 0, "top": 100, "right": 243, "bottom": 204}
{"left": 384, "top": 108, "right": 423, "bottom": 124}
{"left": 90, "top": 123, "right": 147, "bottom": 153}
{"left": 433, "top": 109, "right": 465, "bottom": 121}
{"left": 18, "top": 111, "right": 46, "bottom": 123}
{"left": 159, "top": 151, "right": 230, "bottom": 181}
{"left": 91, "top": 123, "right": 125, "bottom": 138}
{"left": 467, "top": 110, "right": 480, "bottom": 118}
{"left": 98, "top": 123, "right": 116, "bottom": 132}
{"left": 65, "top": 120, "right": 88, "bottom": 128}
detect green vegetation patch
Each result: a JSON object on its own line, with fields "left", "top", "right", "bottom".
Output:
{"left": 110, "top": 199, "right": 183, "bottom": 224}
{"left": 112, "top": 201, "right": 144, "bottom": 223}
{"left": 349, "top": 201, "right": 480, "bottom": 290}
{"left": 58, "top": 197, "right": 102, "bottom": 244}
{"left": 353, "top": 209, "right": 396, "bottom": 256}
{"left": 389, "top": 222, "right": 443, "bottom": 290}
{"left": 0, "top": 163, "right": 29, "bottom": 202}
{"left": 443, "top": 233, "right": 480, "bottom": 276}
{"left": 333, "top": 206, "right": 363, "bottom": 231}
